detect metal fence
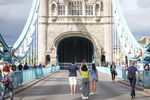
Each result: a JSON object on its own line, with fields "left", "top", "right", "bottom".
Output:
{"left": 97, "top": 66, "right": 150, "bottom": 88}
{"left": 0, "top": 66, "right": 60, "bottom": 88}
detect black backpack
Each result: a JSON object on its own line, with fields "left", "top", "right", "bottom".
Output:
{"left": 128, "top": 71, "right": 133, "bottom": 80}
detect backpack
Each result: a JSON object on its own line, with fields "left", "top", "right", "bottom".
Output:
{"left": 128, "top": 71, "right": 133, "bottom": 80}
{"left": 2, "top": 74, "right": 10, "bottom": 86}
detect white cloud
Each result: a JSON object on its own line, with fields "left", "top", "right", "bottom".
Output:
{"left": 0, "top": 1, "right": 31, "bottom": 21}
{"left": 0, "top": 0, "right": 32, "bottom": 45}
{"left": 120, "top": 0, "right": 150, "bottom": 39}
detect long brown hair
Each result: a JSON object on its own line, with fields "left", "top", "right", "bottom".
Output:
{"left": 3, "top": 65, "right": 10, "bottom": 72}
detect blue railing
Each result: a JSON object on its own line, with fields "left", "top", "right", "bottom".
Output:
{"left": 97, "top": 67, "right": 150, "bottom": 88}
{"left": 0, "top": 66, "right": 60, "bottom": 88}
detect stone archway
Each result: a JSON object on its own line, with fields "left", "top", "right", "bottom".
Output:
{"left": 57, "top": 36, "right": 94, "bottom": 63}
{"left": 51, "top": 32, "right": 102, "bottom": 65}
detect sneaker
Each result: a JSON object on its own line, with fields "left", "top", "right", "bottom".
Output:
{"left": 90, "top": 92, "right": 94, "bottom": 95}
{"left": 85, "top": 96, "right": 88, "bottom": 99}
{"left": 131, "top": 96, "right": 135, "bottom": 99}
{"left": 70, "top": 92, "right": 73, "bottom": 95}
{"left": 82, "top": 95, "right": 86, "bottom": 99}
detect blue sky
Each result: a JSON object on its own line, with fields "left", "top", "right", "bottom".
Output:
{"left": 0, "top": 0, "right": 150, "bottom": 45}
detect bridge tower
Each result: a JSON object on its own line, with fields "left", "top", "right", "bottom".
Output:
{"left": 38, "top": 0, "right": 113, "bottom": 66}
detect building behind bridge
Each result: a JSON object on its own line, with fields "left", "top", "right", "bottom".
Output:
{"left": 38, "top": 0, "right": 113, "bottom": 66}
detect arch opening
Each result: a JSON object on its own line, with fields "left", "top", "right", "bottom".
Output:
{"left": 57, "top": 37, "right": 94, "bottom": 63}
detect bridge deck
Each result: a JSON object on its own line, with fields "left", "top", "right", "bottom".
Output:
{"left": 13, "top": 71, "right": 150, "bottom": 100}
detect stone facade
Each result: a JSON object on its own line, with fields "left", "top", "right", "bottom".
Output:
{"left": 38, "top": 0, "right": 113, "bottom": 66}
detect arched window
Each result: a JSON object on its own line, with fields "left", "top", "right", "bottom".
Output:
{"left": 95, "top": 4, "right": 100, "bottom": 16}
{"left": 52, "top": 4, "right": 56, "bottom": 16}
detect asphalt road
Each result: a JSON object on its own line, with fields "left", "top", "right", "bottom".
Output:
{"left": 12, "top": 70, "right": 150, "bottom": 100}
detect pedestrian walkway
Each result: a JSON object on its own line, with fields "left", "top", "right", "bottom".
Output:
{"left": 12, "top": 70, "right": 150, "bottom": 100}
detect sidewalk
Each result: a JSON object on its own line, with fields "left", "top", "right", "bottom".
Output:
{"left": 0, "top": 70, "right": 60, "bottom": 99}
{"left": 100, "top": 72, "right": 150, "bottom": 94}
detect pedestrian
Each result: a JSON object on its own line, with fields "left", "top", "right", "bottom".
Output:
{"left": 39, "top": 63, "right": 42, "bottom": 68}
{"left": 23, "top": 63, "right": 29, "bottom": 70}
{"left": 110, "top": 62, "right": 116, "bottom": 81}
{"left": 0, "top": 60, "right": 3, "bottom": 73}
{"left": 80, "top": 61, "right": 90, "bottom": 99}
{"left": 18, "top": 63, "right": 23, "bottom": 71}
{"left": 1, "top": 63, "right": 14, "bottom": 100}
{"left": 68, "top": 61, "right": 79, "bottom": 94}
{"left": 89, "top": 63, "right": 98, "bottom": 95}
{"left": 144, "top": 63, "right": 149, "bottom": 71}
{"left": 33, "top": 64, "right": 37, "bottom": 69}
{"left": 126, "top": 62, "right": 142, "bottom": 99}
{"left": 11, "top": 63, "right": 16, "bottom": 71}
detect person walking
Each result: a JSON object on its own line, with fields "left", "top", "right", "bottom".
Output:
{"left": 23, "top": 63, "right": 29, "bottom": 70}
{"left": 33, "top": 64, "right": 37, "bottom": 69}
{"left": 126, "top": 62, "right": 142, "bottom": 99}
{"left": 1, "top": 63, "right": 14, "bottom": 100}
{"left": 0, "top": 60, "right": 3, "bottom": 73}
{"left": 68, "top": 61, "right": 79, "bottom": 94}
{"left": 11, "top": 63, "right": 16, "bottom": 71}
{"left": 89, "top": 63, "right": 98, "bottom": 95}
{"left": 144, "top": 63, "right": 149, "bottom": 71}
{"left": 18, "top": 63, "right": 23, "bottom": 71}
{"left": 110, "top": 62, "right": 116, "bottom": 81}
{"left": 80, "top": 61, "right": 90, "bottom": 99}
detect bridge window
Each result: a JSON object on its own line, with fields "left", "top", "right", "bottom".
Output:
{"left": 46, "top": 55, "right": 50, "bottom": 65}
{"left": 58, "top": 5, "right": 65, "bottom": 15}
{"left": 69, "top": 1, "right": 82, "bottom": 15}
{"left": 100, "top": 1, "right": 103, "bottom": 11}
{"left": 86, "top": 5, "right": 93, "bottom": 15}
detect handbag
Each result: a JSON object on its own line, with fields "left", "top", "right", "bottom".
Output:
{"left": 115, "top": 71, "right": 118, "bottom": 76}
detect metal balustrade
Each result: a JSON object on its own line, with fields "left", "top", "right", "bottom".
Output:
{"left": 97, "top": 67, "right": 150, "bottom": 88}
{"left": 0, "top": 66, "right": 60, "bottom": 90}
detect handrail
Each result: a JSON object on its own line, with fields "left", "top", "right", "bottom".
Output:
{"left": 97, "top": 66, "right": 150, "bottom": 88}
{"left": 0, "top": 66, "right": 60, "bottom": 89}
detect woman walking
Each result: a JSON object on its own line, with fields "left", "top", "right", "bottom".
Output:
{"left": 110, "top": 62, "right": 116, "bottom": 81}
{"left": 1, "top": 63, "right": 14, "bottom": 100}
{"left": 80, "top": 61, "right": 90, "bottom": 99}
{"left": 89, "top": 63, "right": 98, "bottom": 94}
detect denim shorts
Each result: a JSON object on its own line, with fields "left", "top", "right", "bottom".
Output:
{"left": 92, "top": 78, "right": 98, "bottom": 82}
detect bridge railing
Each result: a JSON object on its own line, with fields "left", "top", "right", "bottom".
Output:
{"left": 97, "top": 67, "right": 150, "bottom": 88}
{"left": 0, "top": 66, "right": 60, "bottom": 89}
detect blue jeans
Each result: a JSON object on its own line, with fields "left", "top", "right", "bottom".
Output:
{"left": 129, "top": 78, "right": 136, "bottom": 96}
{"left": 111, "top": 70, "right": 115, "bottom": 80}
{"left": 1, "top": 82, "right": 13, "bottom": 100}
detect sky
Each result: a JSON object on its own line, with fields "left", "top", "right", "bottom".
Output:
{"left": 0, "top": 0, "right": 150, "bottom": 45}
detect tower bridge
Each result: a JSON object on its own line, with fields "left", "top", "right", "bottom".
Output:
{"left": 39, "top": 0, "right": 112, "bottom": 66}
{"left": 0, "top": 0, "right": 150, "bottom": 100}
{"left": 0, "top": 0, "right": 150, "bottom": 66}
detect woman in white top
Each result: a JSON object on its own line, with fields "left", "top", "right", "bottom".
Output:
{"left": 1, "top": 63, "right": 14, "bottom": 100}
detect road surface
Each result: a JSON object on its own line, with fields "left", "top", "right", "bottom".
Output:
{"left": 12, "top": 70, "right": 150, "bottom": 100}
